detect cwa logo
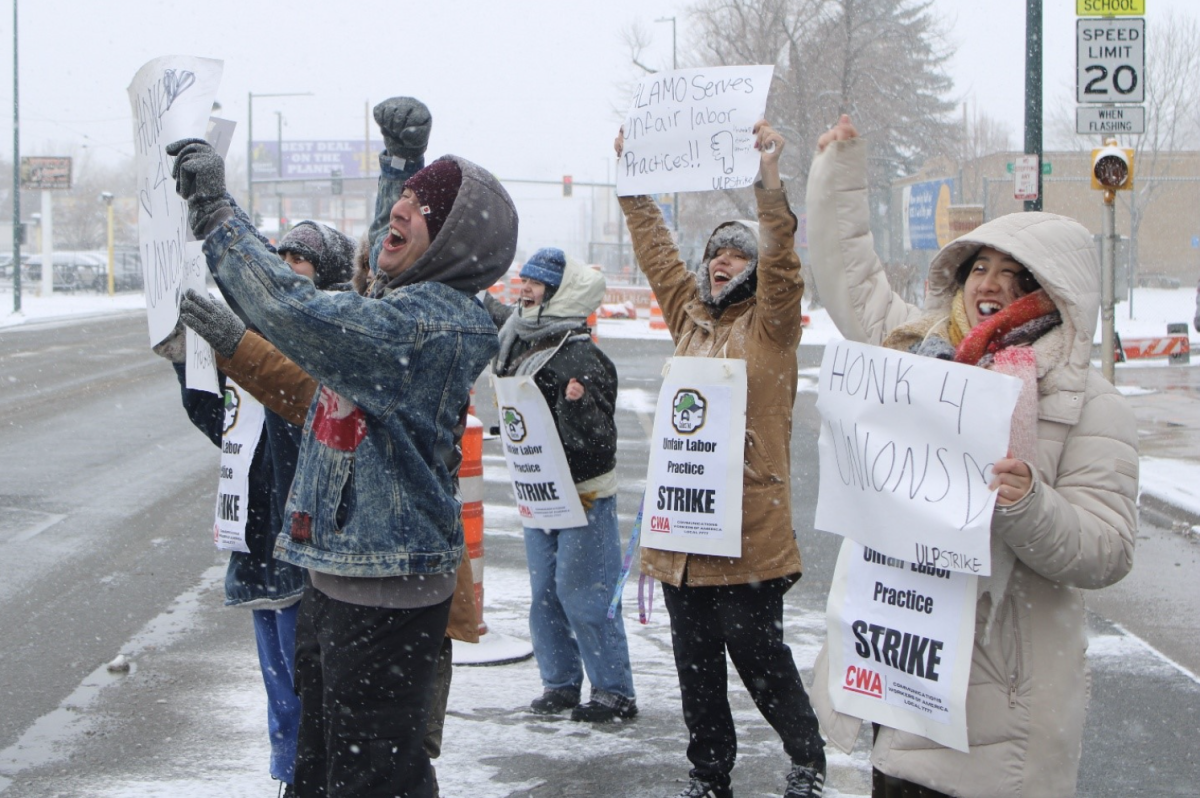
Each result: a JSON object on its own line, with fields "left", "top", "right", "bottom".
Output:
{"left": 649, "top": 515, "right": 671, "bottom": 533}
{"left": 843, "top": 665, "right": 883, "bottom": 698}
{"left": 518, "top": 504, "right": 533, "bottom": 518}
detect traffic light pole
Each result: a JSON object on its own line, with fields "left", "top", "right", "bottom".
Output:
{"left": 1101, "top": 189, "right": 1116, "bottom": 383}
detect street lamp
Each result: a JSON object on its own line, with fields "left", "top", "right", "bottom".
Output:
{"left": 246, "top": 91, "right": 311, "bottom": 225}
{"left": 655, "top": 16, "right": 679, "bottom": 233}
{"left": 99, "top": 192, "right": 114, "bottom": 296}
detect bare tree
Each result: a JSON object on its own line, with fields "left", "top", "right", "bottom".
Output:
{"left": 672, "top": 0, "right": 960, "bottom": 290}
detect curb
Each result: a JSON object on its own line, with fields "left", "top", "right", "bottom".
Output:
{"left": 1138, "top": 493, "right": 1200, "bottom": 540}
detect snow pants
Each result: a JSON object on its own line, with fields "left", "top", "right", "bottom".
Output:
{"left": 291, "top": 587, "right": 451, "bottom": 798}
{"left": 661, "top": 577, "right": 825, "bottom": 785}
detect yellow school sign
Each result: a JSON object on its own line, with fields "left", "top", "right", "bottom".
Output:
{"left": 1077, "top": 0, "right": 1144, "bottom": 15}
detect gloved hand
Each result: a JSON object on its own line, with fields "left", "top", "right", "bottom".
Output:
{"left": 165, "top": 138, "right": 231, "bottom": 238}
{"left": 151, "top": 319, "right": 187, "bottom": 364}
{"left": 1194, "top": 308, "right": 1200, "bottom": 334}
{"left": 373, "top": 97, "right": 432, "bottom": 162}
{"left": 179, "top": 288, "right": 245, "bottom": 359}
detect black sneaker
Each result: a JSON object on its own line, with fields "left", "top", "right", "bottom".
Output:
{"left": 569, "top": 699, "right": 638, "bottom": 723}
{"left": 670, "top": 777, "right": 733, "bottom": 798}
{"left": 783, "top": 763, "right": 825, "bottom": 798}
{"left": 529, "top": 688, "right": 580, "bottom": 715}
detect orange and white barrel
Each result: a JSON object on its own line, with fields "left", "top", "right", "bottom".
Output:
{"left": 649, "top": 294, "right": 667, "bottom": 330}
{"left": 461, "top": 415, "right": 487, "bottom": 636}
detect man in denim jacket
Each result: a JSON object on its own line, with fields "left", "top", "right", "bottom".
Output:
{"left": 167, "top": 136, "right": 517, "bottom": 797}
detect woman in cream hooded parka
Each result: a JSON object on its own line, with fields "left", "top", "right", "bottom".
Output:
{"left": 804, "top": 117, "right": 1139, "bottom": 797}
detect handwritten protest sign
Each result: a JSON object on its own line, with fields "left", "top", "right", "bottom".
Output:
{"left": 814, "top": 341, "right": 1020, "bottom": 576}
{"left": 617, "top": 65, "right": 774, "bottom": 197}
{"left": 127, "top": 56, "right": 223, "bottom": 349}
{"left": 825, "top": 539, "right": 976, "bottom": 752}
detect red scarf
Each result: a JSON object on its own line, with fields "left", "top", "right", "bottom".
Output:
{"left": 953, "top": 290, "right": 1059, "bottom": 366}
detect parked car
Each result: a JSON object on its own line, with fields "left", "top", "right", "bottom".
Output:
{"left": 23, "top": 251, "right": 108, "bottom": 292}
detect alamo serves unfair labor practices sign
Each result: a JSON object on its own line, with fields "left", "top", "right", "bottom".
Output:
{"left": 814, "top": 341, "right": 1020, "bottom": 576}
{"left": 825, "top": 539, "right": 976, "bottom": 752}
{"left": 492, "top": 375, "right": 587, "bottom": 530}
{"left": 642, "top": 357, "right": 747, "bottom": 557}
{"left": 617, "top": 65, "right": 774, "bottom": 196}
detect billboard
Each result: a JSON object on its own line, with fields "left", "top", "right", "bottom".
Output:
{"left": 902, "top": 178, "right": 955, "bottom": 251}
{"left": 251, "top": 140, "right": 385, "bottom": 181}
{"left": 20, "top": 157, "right": 72, "bottom": 190}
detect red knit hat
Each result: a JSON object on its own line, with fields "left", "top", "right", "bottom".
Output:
{"left": 403, "top": 157, "right": 462, "bottom": 242}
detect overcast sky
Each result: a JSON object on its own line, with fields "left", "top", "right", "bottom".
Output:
{"left": 0, "top": 0, "right": 1194, "bottom": 255}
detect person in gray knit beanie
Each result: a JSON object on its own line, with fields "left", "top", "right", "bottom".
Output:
{"left": 276, "top": 221, "right": 357, "bottom": 290}
{"left": 697, "top": 220, "right": 760, "bottom": 311}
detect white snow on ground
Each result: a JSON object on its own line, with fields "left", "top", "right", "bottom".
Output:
{"left": 3, "top": 284, "right": 1198, "bottom": 796}
{"left": 1138, "top": 457, "right": 1200, "bottom": 520}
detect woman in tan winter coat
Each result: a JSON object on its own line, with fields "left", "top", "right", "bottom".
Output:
{"left": 805, "top": 116, "right": 1139, "bottom": 798}
{"left": 617, "top": 121, "right": 826, "bottom": 798}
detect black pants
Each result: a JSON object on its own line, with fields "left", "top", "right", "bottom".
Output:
{"left": 292, "top": 587, "right": 452, "bottom": 798}
{"left": 661, "top": 577, "right": 825, "bottom": 784}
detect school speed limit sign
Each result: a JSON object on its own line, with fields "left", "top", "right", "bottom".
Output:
{"left": 1077, "top": 18, "right": 1144, "bottom": 104}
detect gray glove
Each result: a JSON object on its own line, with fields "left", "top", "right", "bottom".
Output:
{"left": 165, "top": 138, "right": 231, "bottom": 238}
{"left": 1194, "top": 307, "right": 1200, "bottom": 334}
{"left": 373, "top": 97, "right": 432, "bottom": 162}
{"left": 179, "top": 289, "right": 245, "bottom": 359}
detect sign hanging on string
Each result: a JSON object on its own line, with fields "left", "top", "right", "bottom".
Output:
{"left": 824, "top": 539, "right": 977, "bottom": 752}
{"left": 641, "top": 356, "right": 746, "bottom": 558}
{"left": 617, "top": 65, "right": 774, "bottom": 196}
{"left": 492, "top": 374, "right": 588, "bottom": 530}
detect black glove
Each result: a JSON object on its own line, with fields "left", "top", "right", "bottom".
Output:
{"left": 179, "top": 289, "right": 245, "bottom": 359}
{"left": 165, "top": 138, "right": 231, "bottom": 238}
{"left": 373, "top": 97, "right": 432, "bottom": 162}
{"left": 1194, "top": 308, "right": 1200, "bottom": 334}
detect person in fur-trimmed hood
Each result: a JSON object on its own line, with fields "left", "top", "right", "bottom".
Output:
{"left": 805, "top": 115, "right": 1139, "bottom": 798}
{"left": 486, "top": 249, "right": 636, "bottom": 724}
{"left": 616, "top": 120, "right": 826, "bottom": 798}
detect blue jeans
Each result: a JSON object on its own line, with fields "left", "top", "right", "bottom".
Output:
{"left": 252, "top": 604, "right": 301, "bottom": 784}
{"left": 523, "top": 495, "right": 635, "bottom": 702}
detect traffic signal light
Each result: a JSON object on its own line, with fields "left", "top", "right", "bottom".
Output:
{"left": 1091, "top": 140, "right": 1134, "bottom": 191}
{"left": 331, "top": 168, "right": 343, "bottom": 196}
{"left": 563, "top": 175, "right": 573, "bottom": 197}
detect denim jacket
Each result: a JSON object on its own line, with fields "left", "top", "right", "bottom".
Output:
{"left": 202, "top": 155, "right": 516, "bottom": 578}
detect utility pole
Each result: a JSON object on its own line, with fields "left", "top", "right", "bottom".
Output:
{"left": 11, "top": 0, "right": 20, "bottom": 312}
{"left": 656, "top": 15, "right": 679, "bottom": 233}
{"left": 1024, "top": 0, "right": 1043, "bottom": 212}
{"left": 246, "top": 91, "right": 310, "bottom": 225}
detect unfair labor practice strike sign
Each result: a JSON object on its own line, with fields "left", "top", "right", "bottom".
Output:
{"left": 492, "top": 375, "right": 587, "bottom": 530}
{"left": 617, "top": 65, "right": 774, "bottom": 196}
{"left": 213, "top": 381, "right": 265, "bottom": 553}
{"left": 814, "top": 341, "right": 1021, "bottom": 576}
{"left": 824, "top": 539, "right": 977, "bottom": 752}
{"left": 642, "top": 357, "right": 747, "bottom": 557}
